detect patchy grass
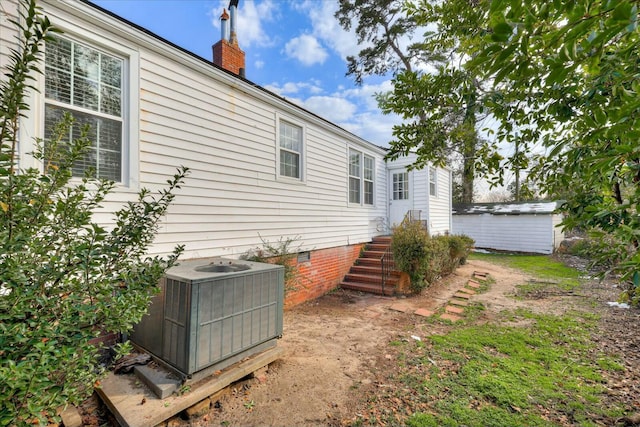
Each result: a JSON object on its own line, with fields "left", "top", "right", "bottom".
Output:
{"left": 386, "top": 310, "right": 625, "bottom": 426}
{"left": 470, "top": 252, "right": 582, "bottom": 296}
{"left": 356, "top": 255, "right": 628, "bottom": 427}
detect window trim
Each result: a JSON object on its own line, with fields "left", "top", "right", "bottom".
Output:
{"left": 392, "top": 171, "right": 409, "bottom": 201}
{"left": 429, "top": 167, "right": 438, "bottom": 197}
{"left": 22, "top": 20, "right": 140, "bottom": 190}
{"left": 275, "top": 113, "right": 306, "bottom": 183}
{"left": 348, "top": 148, "right": 361, "bottom": 204}
{"left": 348, "top": 147, "right": 375, "bottom": 207}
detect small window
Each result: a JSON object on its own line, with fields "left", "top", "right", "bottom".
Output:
{"left": 363, "top": 155, "right": 374, "bottom": 205}
{"left": 393, "top": 172, "right": 409, "bottom": 200}
{"left": 429, "top": 167, "right": 437, "bottom": 197}
{"left": 279, "top": 120, "right": 303, "bottom": 179}
{"left": 44, "top": 35, "right": 124, "bottom": 181}
{"left": 349, "top": 149, "right": 361, "bottom": 204}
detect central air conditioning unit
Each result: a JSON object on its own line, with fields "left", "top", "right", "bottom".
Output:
{"left": 130, "top": 258, "right": 284, "bottom": 378}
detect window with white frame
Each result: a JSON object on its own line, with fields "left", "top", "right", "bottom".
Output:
{"left": 393, "top": 172, "right": 409, "bottom": 200}
{"left": 348, "top": 149, "right": 361, "bottom": 203}
{"left": 349, "top": 149, "right": 375, "bottom": 205}
{"left": 278, "top": 120, "right": 303, "bottom": 179}
{"left": 363, "top": 155, "right": 374, "bottom": 205}
{"left": 44, "top": 35, "right": 124, "bottom": 182}
{"left": 429, "top": 167, "right": 437, "bottom": 196}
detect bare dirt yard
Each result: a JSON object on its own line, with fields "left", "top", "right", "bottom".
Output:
{"left": 84, "top": 256, "right": 640, "bottom": 426}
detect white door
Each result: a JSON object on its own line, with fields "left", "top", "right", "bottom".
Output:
{"left": 389, "top": 169, "right": 411, "bottom": 227}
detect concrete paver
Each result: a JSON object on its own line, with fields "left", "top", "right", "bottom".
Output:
{"left": 414, "top": 308, "right": 434, "bottom": 317}
{"left": 445, "top": 305, "right": 464, "bottom": 314}
{"left": 440, "top": 313, "right": 462, "bottom": 322}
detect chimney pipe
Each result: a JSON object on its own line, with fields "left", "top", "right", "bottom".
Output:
{"left": 220, "top": 8, "right": 230, "bottom": 41}
{"left": 229, "top": 0, "right": 238, "bottom": 45}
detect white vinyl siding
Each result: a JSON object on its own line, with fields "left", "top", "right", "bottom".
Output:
{"left": 453, "top": 214, "right": 564, "bottom": 254}
{"left": 12, "top": 0, "right": 396, "bottom": 259}
{"left": 429, "top": 168, "right": 451, "bottom": 234}
{"left": 44, "top": 35, "right": 124, "bottom": 181}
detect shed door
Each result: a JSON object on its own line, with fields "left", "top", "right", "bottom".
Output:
{"left": 389, "top": 169, "right": 411, "bottom": 227}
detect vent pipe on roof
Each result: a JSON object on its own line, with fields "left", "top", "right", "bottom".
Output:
{"left": 229, "top": 0, "right": 238, "bottom": 45}
{"left": 220, "top": 8, "right": 230, "bottom": 41}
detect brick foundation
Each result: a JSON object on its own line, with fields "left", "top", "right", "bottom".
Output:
{"left": 284, "top": 243, "right": 364, "bottom": 308}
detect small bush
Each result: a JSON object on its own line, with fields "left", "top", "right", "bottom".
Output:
{"left": 391, "top": 220, "right": 430, "bottom": 292}
{"left": 423, "top": 236, "right": 449, "bottom": 286}
{"left": 241, "top": 235, "right": 305, "bottom": 294}
{"left": 391, "top": 222, "right": 474, "bottom": 292}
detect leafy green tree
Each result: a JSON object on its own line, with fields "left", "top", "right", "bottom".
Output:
{"left": 336, "top": 0, "right": 499, "bottom": 203}
{"left": 0, "top": 2, "right": 188, "bottom": 424}
{"left": 470, "top": 0, "right": 640, "bottom": 301}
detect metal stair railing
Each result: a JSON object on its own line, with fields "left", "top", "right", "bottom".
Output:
{"left": 380, "top": 245, "right": 393, "bottom": 294}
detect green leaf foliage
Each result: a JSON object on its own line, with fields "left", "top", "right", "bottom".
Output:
{"left": 391, "top": 219, "right": 473, "bottom": 292}
{"left": 469, "top": 0, "right": 640, "bottom": 302}
{"left": 0, "top": 2, "right": 189, "bottom": 424}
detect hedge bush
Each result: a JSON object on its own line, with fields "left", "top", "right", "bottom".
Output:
{"left": 391, "top": 221, "right": 474, "bottom": 293}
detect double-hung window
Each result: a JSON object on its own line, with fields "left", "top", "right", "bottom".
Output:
{"left": 44, "top": 35, "right": 124, "bottom": 181}
{"left": 348, "top": 149, "right": 361, "bottom": 204}
{"left": 429, "top": 167, "right": 437, "bottom": 197}
{"left": 349, "top": 149, "right": 375, "bottom": 206}
{"left": 363, "top": 155, "right": 374, "bottom": 205}
{"left": 279, "top": 120, "right": 303, "bottom": 179}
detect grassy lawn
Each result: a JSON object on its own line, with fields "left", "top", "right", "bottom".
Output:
{"left": 370, "top": 254, "right": 626, "bottom": 427}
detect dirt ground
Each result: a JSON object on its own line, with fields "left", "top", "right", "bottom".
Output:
{"left": 84, "top": 256, "right": 640, "bottom": 426}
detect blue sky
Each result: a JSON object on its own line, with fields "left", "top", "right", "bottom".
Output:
{"left": 92, "top": 0, "right": 400, "bottom": 147}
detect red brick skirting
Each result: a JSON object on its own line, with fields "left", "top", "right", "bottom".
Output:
{"left": 284, "top": 243, "right": 365, "bottom": 308}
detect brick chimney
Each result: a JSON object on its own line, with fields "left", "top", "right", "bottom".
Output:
{"left": 212, "top": 0, "right": 246, "bottom": 78}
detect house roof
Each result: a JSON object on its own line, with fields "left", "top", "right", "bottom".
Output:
{"left": 78, "top": 0, "right": 387, "bottom": 153}
{"left": 453, "top": 201, "right": 563, "bottom": 215}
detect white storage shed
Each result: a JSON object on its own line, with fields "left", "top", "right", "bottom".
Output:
{"left": 452, "top": 201, "right": 565, "bottom": 254}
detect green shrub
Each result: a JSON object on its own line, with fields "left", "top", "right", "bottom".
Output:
{"left": 0, "top": 3, "right": 188, "bottom": 424}
{"left": 391, "top": 220, "right": 430, "bottom": 291}
{"left": 424, "top": 236, "right": 450, "bottom": 286}
{"left": 391, "top": 222, "right": 474, "bottom": 292}
{"left": 439, "top": 234, "right": 475, "bottom": 274}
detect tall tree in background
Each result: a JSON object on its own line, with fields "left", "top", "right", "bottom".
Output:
{"left": 336, "top": 0, "right": 500, "bottom": 203}
{"left": 470, "top": 0, "right": 640, "bottom": 302}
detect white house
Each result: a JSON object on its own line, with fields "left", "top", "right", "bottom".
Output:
{"left": 452, "top": 201, "right": 565, "bottom": 254}
{"left": 1, "top": 0, "right": 452, "bottom": 305}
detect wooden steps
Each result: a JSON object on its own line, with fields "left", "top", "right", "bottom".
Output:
{"left": 340, "top": 236, "right": 399, "bottom": 296}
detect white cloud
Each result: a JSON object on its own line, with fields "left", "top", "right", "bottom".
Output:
{"left": 263, "top": 81, "right": 324, "bottom": 96}
{"left": 341, "top": 80, "right": 394, "bottom": 111}
{"left": 254, "top": 60, "right": 265, "bottom": 69}
{"left": 294, "top": 0, "right": 360, "bottom": 60}
{"left": 339, "top": 111, "right": 402, "bottom": 147}
{"left": 284, "top": 34, "right": 328, "bottom": 66}
{"left": 301, "top": 96, "right": 356, "bottom": 122}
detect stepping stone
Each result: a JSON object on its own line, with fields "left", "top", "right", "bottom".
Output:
{"left": 459, "top": 288, "right": 476, "bottom": 295}
{"left": 473, "top": 271, "right": 489, "bottom": 280}
{"left": 453, "top": 292, "right": 471, "bottom": 299}
{"left": 467, "top": 280, "right": 481, "bottom": 289}
{"left": 440, "top": 313, "right": 462, "bottom": 322}
{"left": 445, "top": 305, "right": 464, "bottom": 314}
{"left": 414, "top": 308, "right": 434, "bottom": 317}
{"left": 389, "top": 304, "right": 413, "bottom": 313}
{"left": 449, "top": 299, "right": 469, "bottom": 307}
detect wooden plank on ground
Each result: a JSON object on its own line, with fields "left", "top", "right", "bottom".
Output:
{"left": 97, "top": 346, "right": 284, "bottom": 427}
